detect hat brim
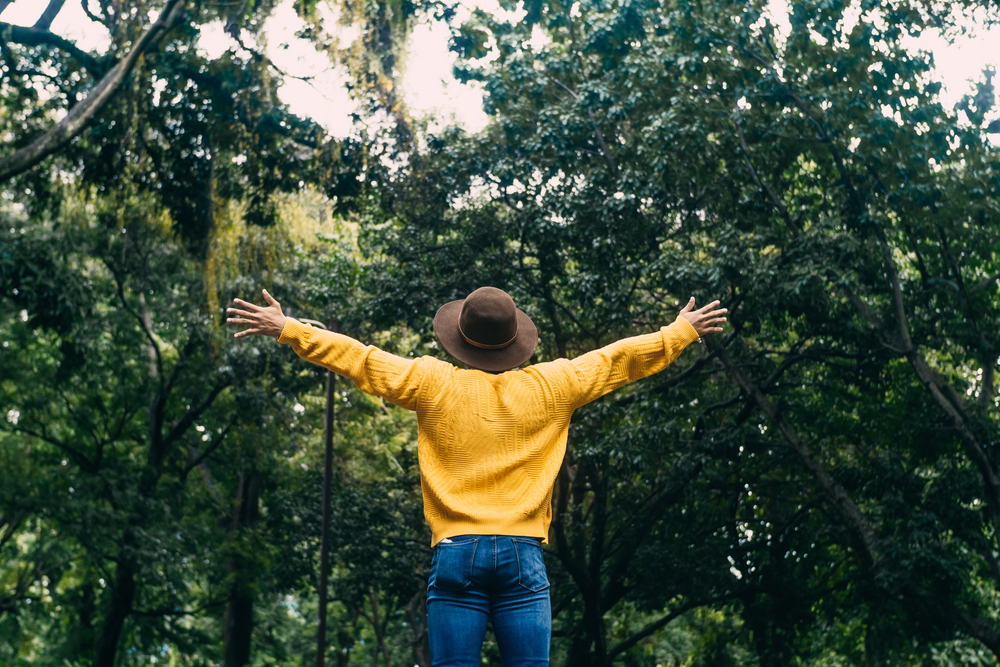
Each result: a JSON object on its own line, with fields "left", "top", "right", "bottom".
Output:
{"left": 433, "top": 299, "right": 538, "bottom": 372}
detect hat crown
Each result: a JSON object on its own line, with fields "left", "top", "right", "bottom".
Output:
{"left": 459, "top": 287, "right": 518, "bottom": 347}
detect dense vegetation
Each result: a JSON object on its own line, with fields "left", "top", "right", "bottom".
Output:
{"left": 0, "top": 0, "right": 998, "bottom": 664}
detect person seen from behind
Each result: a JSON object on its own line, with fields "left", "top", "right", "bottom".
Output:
{"left": 227, "top": 286, "right": 727, "bottom": 667}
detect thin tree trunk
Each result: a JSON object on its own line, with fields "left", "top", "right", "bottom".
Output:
{"left": 567, "top": 627, "right": 597, "bottom": 667}
{"left": 139, "top": 293, "right": 157, "bottom": 378}
{"left": 566, "top": 578, "right": 605, "bottom": 667}
{"left": 407, "top": 587, "right": 430, "bottom": 667}
{"left": 336, "top": 612, "right": 360, "bottom": 667}
{"left": 224, "top": 470, "right": 261, "bottom": 667}
{"left": 367, "top": 588, "right": 392, "bottom": 667}
{"left": 93, "top": 561, "right": 136, "bottom": 667}
{"left": 79, "top": 580, "right": 96, "bottom": 657}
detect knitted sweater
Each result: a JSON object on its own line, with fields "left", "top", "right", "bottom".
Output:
{"left": 278, "top": 316, "right": 700, "bottom": 546}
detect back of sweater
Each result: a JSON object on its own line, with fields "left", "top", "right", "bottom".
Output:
{"left": 278, "top": 316, "right": 699, "bottom": 545}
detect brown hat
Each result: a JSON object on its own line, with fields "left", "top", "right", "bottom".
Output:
{"left": 433, "top": 287, "right": 538, "bottom": 372}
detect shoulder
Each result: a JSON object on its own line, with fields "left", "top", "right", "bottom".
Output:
{"left": 413, "top": 355, "right": 458, "bottom": 380}
{"left": 521, "top": 358, "right": 578, "bottom": 388}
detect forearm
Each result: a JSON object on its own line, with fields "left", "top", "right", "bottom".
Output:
{"left": 278, "top": 319, "right": 422, "bottom": 410}
{"left": 571, "top": 316, "right": 699, "bottom": 406}
{"left": 278, "top": 318, "right": 366, "bottom": 376}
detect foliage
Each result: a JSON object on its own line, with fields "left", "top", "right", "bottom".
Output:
{"left": 1, "top": 0, "right": 999, "bottom": 664}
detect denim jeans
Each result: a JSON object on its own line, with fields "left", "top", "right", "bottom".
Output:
{"left": 426, "top": 535, "right": 551, "bottom": 666}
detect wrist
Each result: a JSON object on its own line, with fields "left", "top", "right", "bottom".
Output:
{"left": 273, "top": 315, "right": 288, "bottom": 338}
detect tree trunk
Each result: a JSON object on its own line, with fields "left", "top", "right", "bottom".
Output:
{"left": 79, "top": 580, "right": 96, "bottom": 658}
{"left": 566, "top": 589, "right": 605, "bottom": 667}
{"left": 367, "top": 588, "right": 392, "bottom": 667}
{"left": 93, "top": 561, "right": 136, "bottom": 667}
{"left": 336, "top": 612, "right": 360, "bottom": 667}
{"left": 224, "top": 470, "right": 261, "bottom": 667}
{"left": 567, "top": 634, "right": 597, "bottom": 667}
{"left": 407, "top": 587, "right": 431, "bottom": 667}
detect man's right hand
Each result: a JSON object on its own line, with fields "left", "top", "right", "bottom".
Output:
{"left": 226, "top": 289, "right": 288, "bottom": 339}
{"left": 679, "top": 297, "right": 727, "bottom": 336}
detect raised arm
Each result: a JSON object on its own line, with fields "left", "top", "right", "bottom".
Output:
{"left": 227, "top": 290, "right": 422, "bottom": 411}
{"left": 569, "top": 297, "right": 726, "bottom": 407}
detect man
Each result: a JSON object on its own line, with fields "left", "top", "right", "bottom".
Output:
{"left": 227, "top": 286, "right": 726, "bottom": 666}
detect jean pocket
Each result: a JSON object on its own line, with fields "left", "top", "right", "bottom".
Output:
{"left": 430, "top": 538, "right": 478, "bottom": 591}
{"left": 512, "top": 538, "right": 550, "bottom": 592}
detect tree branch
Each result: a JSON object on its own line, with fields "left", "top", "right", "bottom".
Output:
{"left": 4, "top": 423, "right": 95, "bottom": 472}
{"left": 33, "top": 0, "right": 67, "bottom": 31}
{"left": 159, "top": 381, "right": 230, "bottom": 454}
{"left": 109, "top": 267, "right": 163, "bottom": 381}
{"left": 549, "top": 76, "right": 617, "bottom": 173}
{"left": 0, "top": 0, "right": 185, "bottom": 181}
{"left": 181, "top": 415, "right": 237, "bottom": 480}
{"left": 551, "top": 458, "right": 590, "bottom": 592}
{"left": 870, "top": 229, "right": 914, "bottom": 353}
{"left": 839, "top": 253, "right": 1000, "bottom": 534}
{"left": 905, "top": 351, "right": 1000, "bottom": 530}
{"left": 840, "top": 284, "right": 901, "bottom": 351}
{"left": 973, "top": 272, "right": 1000, "bottom": 292}
{"left": 707, "top": 337, "right": 883, "bottom": 564}
{"left": 132, "top": 599, "right": 226, "bottom": 617}
{"left": 0, "top": 21, "right": 104, "bottom": 75}
{"left": 733, "top": 112, "right": 801, "bottom": 235}
{"left": 600, "top": 454, "right": 703, "bottom": 611}
{"left": 729, "top": 38, "right": 867, "bottom": 217}
{"left": 0, "top": 510, "right": 26, "bottom": 551}
{"left": 144, "top": 333, "right": 200, "bottom": 464}
{"left": 79, "top": 0, "right": 109, "bottom": 27}
{"left": 604, "top": 594, "right": 735, "bottom": 664}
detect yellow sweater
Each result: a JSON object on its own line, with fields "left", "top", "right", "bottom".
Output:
{"left": 278, "top": 316, "right": 700, "bottom": 546}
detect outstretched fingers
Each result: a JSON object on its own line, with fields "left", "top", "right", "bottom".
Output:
{"left": 227, "top": 291, "right": 286, "bottom": 339}
{"left": 233, "top": 328, "right": 262, "bottom": 339}
{"left": 232, "top": 298, "right": 262, "bottom": 312}
{"left": 678, "top": 298, "right": 729, "bottom": 336}
{"left": 226, "top": 306, "right": 257, "bottom": 327}
{"left": 702, "top": 312, "right": 728, "bottom": 329}
{"left": 227, "top": 299, "right": 264, "bottom": 337}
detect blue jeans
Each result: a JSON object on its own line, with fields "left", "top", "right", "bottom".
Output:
{"left": 426, "top": 535, "right": 551, "bottom": 666}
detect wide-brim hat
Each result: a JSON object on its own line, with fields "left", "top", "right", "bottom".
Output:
{"left": 433, "top": 286, "right": 538, "bottom": 372}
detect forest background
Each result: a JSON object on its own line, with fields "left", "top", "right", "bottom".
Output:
{"left": 0, "top": 0, "right": 999, "bottom": 664}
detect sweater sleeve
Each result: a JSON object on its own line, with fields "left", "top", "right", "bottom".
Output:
{"left": 277, "top": 318, "right": 423, "bottom": 411}
{"left": 568, "top": 316, "right": 700, "bottom": 408}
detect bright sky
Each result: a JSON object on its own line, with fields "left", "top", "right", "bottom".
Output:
{"left": 3, "top": 0, "right": 998, "bottom": 138}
